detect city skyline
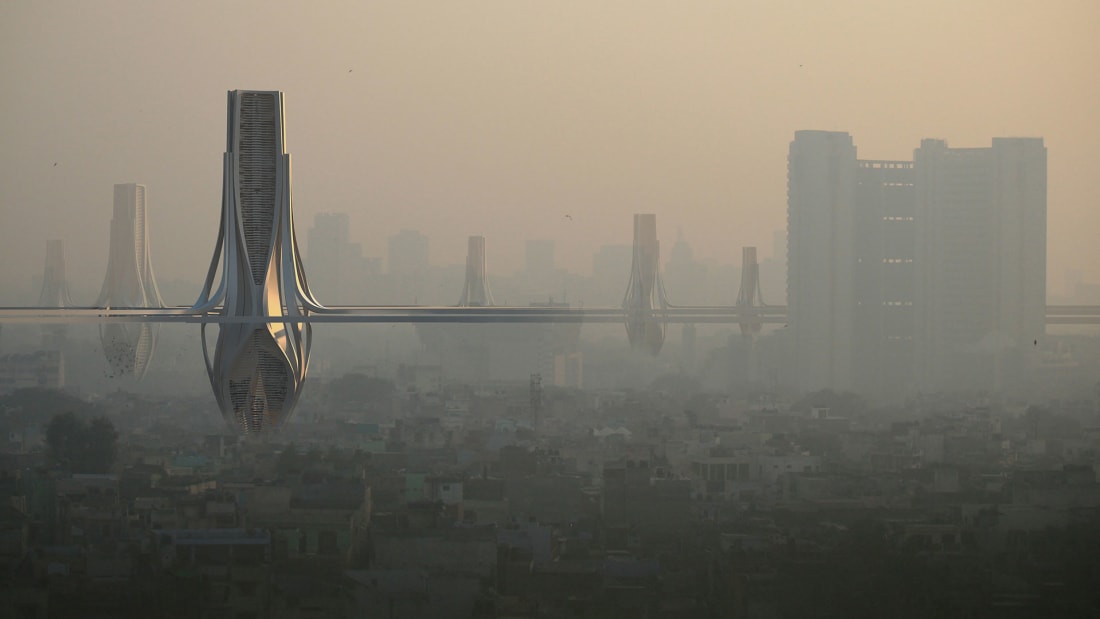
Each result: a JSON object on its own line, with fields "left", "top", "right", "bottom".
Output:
{"left": 1, "top": 2, "right": 1097, "bottom": 299}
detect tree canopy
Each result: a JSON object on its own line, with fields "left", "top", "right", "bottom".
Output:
{"left": 45, "top": 412, "right": 119, "bottom": 474}
{"left": 0, "top": 387, "right": 101, "bottom": 423}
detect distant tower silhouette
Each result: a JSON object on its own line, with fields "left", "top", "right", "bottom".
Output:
{"left": 623, "top": 214, "right": 667, "bottom": 355}
{"left": 735, "top": 246, "right": 767, "bottom": 383}
{"left": 457, "top": 236, "right": 494, "bottom": 307}
{"left": 96, "top": 183, "right": 164, "bottom": 379}
{"left": 193, "top": 90, "right": 321, "bottom": 434}
{"left": 735, "top": 246, "right": 766, "bottom": 338}
{"left": 37, "top": 239, "right": 74, "bottom": 350}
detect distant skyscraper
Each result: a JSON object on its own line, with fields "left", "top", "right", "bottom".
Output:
{"left": 852, "top": 159, "right": 916, "bottom": 398}
{"left": 787, "top": 130, "right": 858, "bottom": 393}
{"left": 591, "top": 244, "right": 633, "bottom": 306}
{"left": 387, "top": 229, "right": 429, "bottom": 278}
{"left": 664, "top": 229, "right": 708, "bottom": 304}
{"left": 307, "top": 212, "right": 373, "bottom": 303}
{"left": 913, "top": 137, "right": 1046, "bottom": 393}
{"left": 194, "top": 90, "right": 319, "bottom": 434}
{"left": 307, "top": 212, "right": 350, "bottom": 298}
{"left": 524, "top": 239, "right": 555, "bottom": 286}
{"left": 787, "top": 131, "right": 1046, "bottom": 399}
{"left": 96, "top": 183, "right": 164, "bottom": 379}
{"left": 757, "top": 230, "right": 786, "bottom": 306}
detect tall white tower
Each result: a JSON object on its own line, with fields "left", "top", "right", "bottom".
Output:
{"left": 96, "top": 183, "right": 164, "bottom": 378}
{"left": 194, "top": 90, "right": 321, "bottom": 434}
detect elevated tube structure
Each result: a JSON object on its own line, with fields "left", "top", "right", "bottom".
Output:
{"left": 96, "top": 184, "right": 164, "bottom": 378}
{"left": 193, "top": 90, "right": 322, "bottom": 434}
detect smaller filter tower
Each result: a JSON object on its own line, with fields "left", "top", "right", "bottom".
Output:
{"left": 37, "top": 239, "right": 75, "bottom": 350}
{"left": 623, "top": 214, "right": 667, "bottom": 355}
{"left": 457, "top": 236, "right": 494, "bottom": 307}
{"left": 96, "top": 183, "right": 164, "bottom": 378}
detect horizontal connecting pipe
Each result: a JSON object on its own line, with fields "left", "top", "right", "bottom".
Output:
{"left": 0, "top": 305, "right": 1096, "bottom": 324}
{"left": 0, "top": 306, "right": 782, "bottom": 324}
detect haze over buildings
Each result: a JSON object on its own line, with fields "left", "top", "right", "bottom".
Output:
{"left": 0, "top": 2, "right": 1097, "bottom": 302}
{"left": 0, "top": 2, "right": 1096, "bottom": 408}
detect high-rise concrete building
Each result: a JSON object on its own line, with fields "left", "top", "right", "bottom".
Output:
{"left": 307, "top": 212, "right": 350, "bottom": 302}
{"left": 591, "top": 244, "right": 633, "bottom": 306}
{"left": 852, "top": 160, "right": 916, "bottom": 398}
{"left": 307, "top": 212, "right": 376, "bottom": 304}
{"left": 787, "top": 130, "right": 857, "bottom": 393}
{"left": 664, "top": 229, "right": 709, "bottom": 304}
{"left": 384, "top": 229, "right": 430, "bottom": 304}
{"left": 524, "top": 239, "right": 555, "bottom": 287}
{"left": 913, "top": 138, "right": 1046, "bottom": 393}
{"left": 96, "top": 183, "right": 164, "bottom": 379}
{"left": 387, "top": 229, "right": 429, "bottom": 278}
{"left": 787, "top": 131, "right": 1046, "bottom": 399}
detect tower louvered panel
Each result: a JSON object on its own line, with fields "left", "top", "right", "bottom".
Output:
{"left": 237, "top": 92, "right": 278, "bottom": 286}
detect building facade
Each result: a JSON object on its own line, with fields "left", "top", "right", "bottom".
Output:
{"left": 913, "top": 137, "right": 1047, "bottom": 393}
{"left": 852, "top": 160, "right": 916, "bottom": 398}
{"left": 306, "top": 212, "right": 378, "bottom": 304}
{"left": 787, "top": 130, "right": 858, "bottom": 393}
{"left": 787, "top": 132, "right": 1045, "bottom": 399}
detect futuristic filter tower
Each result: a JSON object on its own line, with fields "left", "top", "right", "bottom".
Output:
{"left": 457, "top": 235, "right": 494, "bottom": 307}
{"left": 37, "top": 239, "right": 75, "bottom": 350}
{"left": 623, "top": 214, "right": 667, "bottom": 355}
{"left": 96, "top": 183, "right": 164, "bottom": 378}
{"left": 194, "top": 90, "right": 321, "bottom": 434}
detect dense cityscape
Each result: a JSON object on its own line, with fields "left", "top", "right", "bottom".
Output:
{"left": 2, "top": 108, "right": 1100, "bottom": 616}
{"left": 3, "top": 2, "right": 1100, "bottom": 618}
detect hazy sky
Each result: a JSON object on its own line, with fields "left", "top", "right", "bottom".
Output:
{"left": 1, "top": 1, "right": 1097, "bottom": 301}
